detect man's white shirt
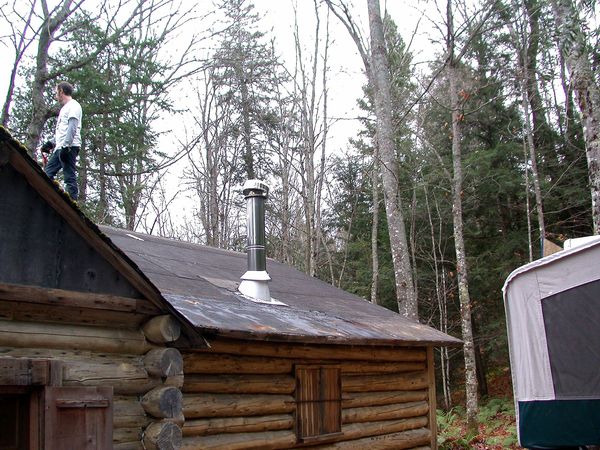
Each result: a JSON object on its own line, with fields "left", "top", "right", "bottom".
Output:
{"left": 55, "top": 98, "right": 82, "bottom": 148}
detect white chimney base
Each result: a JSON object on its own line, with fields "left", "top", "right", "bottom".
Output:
{"left": 239, "top": 270, "right": 272, "bottom": 303}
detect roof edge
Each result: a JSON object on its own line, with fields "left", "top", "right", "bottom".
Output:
{"left": 502, "top": 236, "right": 600, "bottom": 297}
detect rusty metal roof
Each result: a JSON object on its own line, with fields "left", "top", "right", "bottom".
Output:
{"left": 101, "top": 226, "right": 461, "bottom": 347}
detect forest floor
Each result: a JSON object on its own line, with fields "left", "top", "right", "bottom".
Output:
{"left": 437, "top": 368, "right": 524, "bottom": 449}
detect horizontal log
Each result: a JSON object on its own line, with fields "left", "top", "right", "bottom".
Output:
{"left": 183, "top": 353, "right": 293, "bottom": 375}
{"left": 312, "top": 427, "right": 431, "bottom": 449}
{"left": 181, "top": 430, "right": 296, "bottom": 450}
{"left": 163, "top": 374, "right": 184, "bottom": 388}
{"left": 0, "top": 320, "right": 156, "bottom": 354}
{"left": 183, "top": 393, "right": 295, "bottom": 418}
{"left": 141, "top": 386, "right": 183, "bottom": 419}
{"left": 113, "top": 396, "right": 150, "bottom": 429}
{"left": 143, "top": 316, "right": 180, "bottom": 344}
{"left": 113, "top": 443, "right": 144, "bottom": 450}
{"left": 342, "top": 372, "right": 428, "bottom": 392}
{"left": 0, "top": 281, "right": 157, "bottom": 328}
{"left": 342, "top": 401, "right": 429, "bottom": 424}
{"left": 183, "top": 374, "right": 294, "bottom": 394}
{"left": 63, "top": 357, "right": 161, "bottom": 395}
{"left": 144, "top": 348, "right": 183, "bottom": 378}
{"left": 0, "top": 300, "right": 151, "bottom": 328}
{"left": 182, "top": 353, "right": 426, "bottom": 376}
{"left": 340, "top": 416, "right": 429, "bottom": 442}
{"left": 113, "top": 427, "right": 142, "bottom": 444}
{"left": 340, "top": 361, "right": 426, "bottom": 374}
{"left": 0, "top": 347, "right": 161, "bottom": 395}
{"left": 182, "top": 414, "right": 293, "bottom": 436}
{"left": 0, "top": 283, "right": 160, "bottom": 315}
{"left": 192, "top": 338, "right": 427, "bottom": 362}
{"left": 342, "top": 390, "right": 428, "bottom": 409}
{"left": 143, "top": 421, "right": 182, "bottom": 450}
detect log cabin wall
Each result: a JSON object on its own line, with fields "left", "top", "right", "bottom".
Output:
{"left": 0, "top": 288, "right": 185, "bottom": 450}
{"left": 180, "top": 338, "right": 437, "bottom": 450}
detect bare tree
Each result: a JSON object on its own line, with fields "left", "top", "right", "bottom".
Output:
{"left": 187, "top": 67, "right": 239, "bottom": 248}
{"left": 550, "top": 0, "right": 600, "bottom": 233}
{"left": 0, "top": 0, "right": 39, "bottom": 126}
{"left": 325, "top": 0, "right": 418, "bottom": 319}
{"left": 370, "top": 154, "right": 380, "bottom": 304}
{"left": 507, "top": 1, "right": 546, "bottom": 250}
{"left": 441, "top": 0, "right": 497, "bottom": 432}
{"left": 292, "top": 0, "right": 331, "bottom": 277}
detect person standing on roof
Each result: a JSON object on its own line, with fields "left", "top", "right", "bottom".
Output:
{"left": 41, "top": 81, "right": 83, "bottom": 200}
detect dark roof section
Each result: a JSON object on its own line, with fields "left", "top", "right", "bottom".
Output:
{"left": 0, "top": 127, "right": 207, "bottom": 347}
{"left": 0, "top": 127, "right": 162, "bottom": 302}
{"left": 102, "top": 226, "right": 462, "bottom": 347}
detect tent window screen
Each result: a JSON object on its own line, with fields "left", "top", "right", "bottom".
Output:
{"left": 295, "top": 365, "right": 341, "bottom": 441}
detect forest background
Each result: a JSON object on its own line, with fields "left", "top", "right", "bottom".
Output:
{"left": 1, "top": 0, "right": 599, "bottom": 446}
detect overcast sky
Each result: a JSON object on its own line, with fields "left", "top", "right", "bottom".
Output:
{"left": 0, "top": 0, "right": 440, "bottom": 228}
{"left": 0, "top": 0, "right": 437, "bottom": 147}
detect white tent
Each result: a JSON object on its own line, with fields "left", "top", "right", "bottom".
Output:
{"left": 503, "top": 236, "right": 600, "bottom": 448}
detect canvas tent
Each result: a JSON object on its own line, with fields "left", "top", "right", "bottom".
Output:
{"left": 503, "top": 237, "right": 600, "bottom": 448}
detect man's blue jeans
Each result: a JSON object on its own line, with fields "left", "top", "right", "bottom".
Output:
{"left": 44, "top": 146, "right": 80, "bottom": 200}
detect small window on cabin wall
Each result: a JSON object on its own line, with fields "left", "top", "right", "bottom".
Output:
{"left": 295, "top": 365, "right": 342, "bottom": 443}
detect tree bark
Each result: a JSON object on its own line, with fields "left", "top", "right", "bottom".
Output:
{"left": 446, "top": 0, "right": 478, "bottom": 432}
{"left": 508, "top": 11, "right": 546, "bottom": 249}
{"left": 550, "top": 0, "right": 600, "bottom": 233}
{"left": 370, "top": 157, "right": 380, "bottom": 304}
{"left": 366, "top": 0, "right": 417, "bottom": 320}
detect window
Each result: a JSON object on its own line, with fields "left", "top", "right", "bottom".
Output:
{"left": 295, "top": 365, "right": 342, "bottom": 443}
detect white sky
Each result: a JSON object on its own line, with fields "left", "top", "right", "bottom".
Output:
{"left": 253, "top": 0, "right": 436, "bottom": 152}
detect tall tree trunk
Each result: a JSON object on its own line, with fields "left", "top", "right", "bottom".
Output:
{"left": 26, "top": 13, "right": 54, "bottom": 154}
{"left": 521, "top": 72, "right": 546, "bottom": 248}
{"left": 523, "top": 0, "right": 555, "bottom": 165}
{"left": 551, "top": 0, "right": 600, "bottom": 233}
{"left": 447, "top": 0, "right": 478, "bottom": 432}
{"left": 508, "top": 6, "right": 546, "bottom": 250}
{"left": 314, "top": 1, "right": 331, "bottom": 280}
{"left": 370, "top": 157, "right": 380, "bottom": 304}
{"left": 240, "top": 78, "right": 255, "bottom": 180}
{"left": 367, "top": 0, "right": 417, "bottom": 320}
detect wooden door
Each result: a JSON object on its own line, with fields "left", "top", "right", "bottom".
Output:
{"left": 44, "top": 386, "right": 113, "bottom": 450}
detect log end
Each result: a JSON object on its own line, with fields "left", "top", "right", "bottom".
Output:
{"left": 143, "top": 421, "right": 182, "bottom": 450}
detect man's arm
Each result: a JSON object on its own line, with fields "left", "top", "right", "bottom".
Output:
{"left": 63, "top": 117, "right": 79, "bottom": 147}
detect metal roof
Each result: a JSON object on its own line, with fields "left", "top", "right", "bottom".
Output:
{"left": 101, "top": 226, "right": 461, "bottom": 347}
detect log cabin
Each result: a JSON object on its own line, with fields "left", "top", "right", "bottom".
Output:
{"left": 0, "top": 127, "right": 461, "bottom": 450}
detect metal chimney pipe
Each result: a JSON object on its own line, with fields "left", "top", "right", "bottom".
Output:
{"left": 238, "top": 180, "right": 271, "bottom": 302}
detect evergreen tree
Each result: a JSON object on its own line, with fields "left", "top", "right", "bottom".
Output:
{"left": 212, "top": 0, "right": 284, "bottom": 180}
